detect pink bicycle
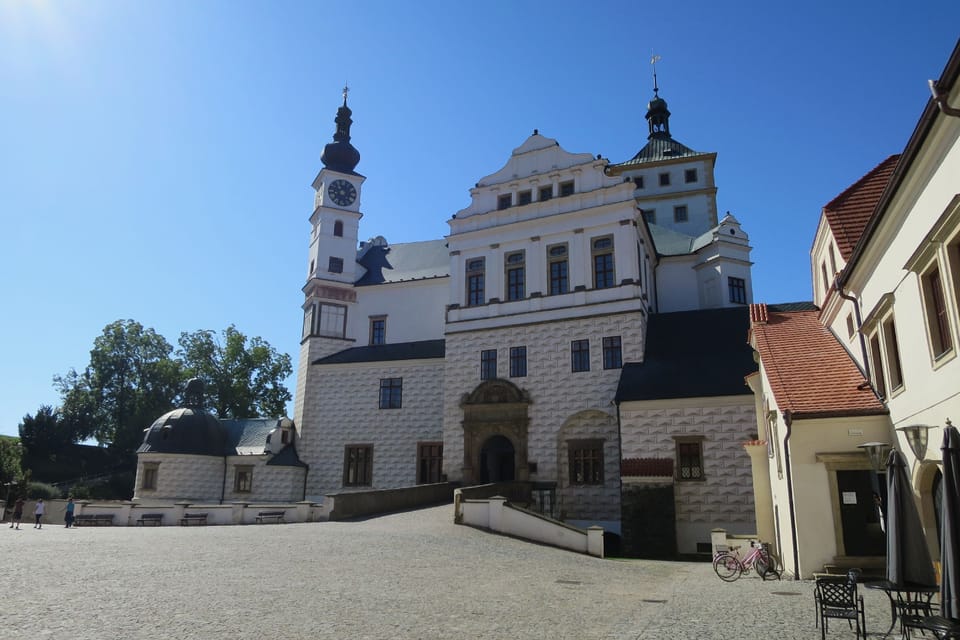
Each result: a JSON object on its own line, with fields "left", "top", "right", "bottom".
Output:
{"left": 713, "top": 541, "right": 781, "bottom": 581}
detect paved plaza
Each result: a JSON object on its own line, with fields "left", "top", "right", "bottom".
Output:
{"left": 2, "top": 504, "right": 899, "bottom": 639}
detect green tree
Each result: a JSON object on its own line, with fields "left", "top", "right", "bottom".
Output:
{"left": 177, "top": 325, "right": 292, "bottom": 418}
{"left": 17, "top": 405, "right": 71, "bottom": 459}
{"left": 56, "top": 320, "right": 182, "bottom": 455}
{"left": 0, "top": 437, "right": 23, "bottom": 486}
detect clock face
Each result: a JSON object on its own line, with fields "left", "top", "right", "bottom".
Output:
{"left": 327, "top": 179, "right": 357, "bottom": 207}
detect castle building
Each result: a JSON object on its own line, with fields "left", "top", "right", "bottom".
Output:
{"left": 292, "top": 86, "right": 760, "bottom": 554}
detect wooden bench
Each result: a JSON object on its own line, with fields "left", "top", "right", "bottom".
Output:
{"left": 179, "top": 513, "right": 207, "bottom": 526}
{"left": 135, "top": 513, "right": 164, "bottom": 526}
{"left": 74, "top": 514, "right": 115, "bottom": 526}
{"left": 255, "top": 510, "right": 285, "bottom": 524}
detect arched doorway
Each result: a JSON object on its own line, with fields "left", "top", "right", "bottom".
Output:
{"left": 480, "top": 435, "right": 516, "bottom": 483}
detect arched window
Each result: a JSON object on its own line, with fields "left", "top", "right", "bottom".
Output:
{"left": 333, "top": 220, "right": 344, "bottom": 237}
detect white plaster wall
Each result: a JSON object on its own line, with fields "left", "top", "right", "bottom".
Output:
{"left": 442, "top": 311, "right": 645, "bottom": 524}
{"left": 350, "top": 278, "right": 448, "bottom": 344}
{"left": 300, "top": 359, "right": 445, "bottom": 500}
{"left": 655, "top": 256, "right": 700, "bottom": 312}
{"left": 619, "top": 396, "right": 758, "bottom": 555}
{"left": 222, "top": 457, "right": 305, "bottom": 503}
{"left": 134, "top": 453, "right": 223, "bottom": 502}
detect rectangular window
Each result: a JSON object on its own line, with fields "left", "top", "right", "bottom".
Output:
{"left": 509, "top": 346, "right": 527, "bottom": 378}
{"left": 343, "top": 445, "right": 373, "bottom": 487}
{"left": 417, "top": 442, "right": 443, "bottom": 484}
{"left": 538, "top": 185, "right": 553, "bottom": 201}
{"left": 317, "top": 303, "right": 347, "bottom": 337}
{"left": 728, "top": 277, "right": 747, "bottom": 304}
{"left": 602, "top": 336, "right": 622, "bottom": 369}
{"left": 141, "top": 464, "right": 158, "bottom": 490}
{"left": 643, "top": 209, "right": 656, "bottom": 225}
{"left": 369, "top": 317, "right": 386, "bottom": 345}
{"left": 480, "top": 349, "right": 497, "bottom": 380}
{"left": 869, "top": 332, "right": 887, "bottom": 399}
{"left": 846, "top": 313, "right": 856, "bottom": 339}
{"left": 548, "top": 244, "right": 569, "bottom": 295}
{"left": 883, "top": 317, "right": 904, "bottom": 391}
{"left": 379, "top": 378, "right": 402, "bottom": 409}
{"left": 302, "top": 305, "right": 315, "bottom": 338}
{"left": 234, "top": 466, "right": 253, "bottom": 493}
{"left": 568, "top": 439, "right": 604, "bottom": 485}
{"left": 466, "top": 258, "right": 485, "bottom": 307}
{"left": 571, "top": 339, "right": 590, "bottom": 372}
{"left": 821, "top": 262, "right": 831, "bottom": 298}
{"left": 684, "top": 168, "right": 698, "bottom": 183}
{"left": 674, "top": 205, "right": 688, "bottom": 223}
{"left": 633, "top": 176, "right": 644, "bottom": 189}
{"left": 328, "top": 256, "right": 344, "bottom": 273}
{"left": 829, "top": 244, "right": 838, "bottom": 278}
{"left": 517, "top": 190, "right": 532, "bottom": 206}
{"left": 505, "top": 251, "right": 525, "bottom": 301}
{"left": 592, "top": 236, "right": 615, "bottom": 289}
{"left": 676, "top": 440, "right": 704, "bottom": 481}
{"left": 659, "top": 172, "right": 670, "bottom": 186}
{"left": 922, "top": 267, "right": 953, "bottom": 358}
{"left": 559, "top": 180, "right": 575, "bottom": 197}
{"left": 497, "top": 193, "right": 512, "bottom": 210}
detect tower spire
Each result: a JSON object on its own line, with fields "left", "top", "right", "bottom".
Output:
{"left": 651, "top": 54, "right": 661, "bottom": 97}
{"left": 321, "top": 88, "right": 361, "bottom": 173}
{"left": 645, "top": 54, "right": 671, "bottom": 139}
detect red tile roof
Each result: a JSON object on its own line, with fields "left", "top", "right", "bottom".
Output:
{"left": 822, "top": 155, "right": 900, "bottom": 261}
{"left": 749, "top": 304, "right": 887, "bottom": 419}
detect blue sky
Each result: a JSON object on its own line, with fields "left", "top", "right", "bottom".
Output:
{"left": 1, "top": 1, "right": 958, "bottom": 437}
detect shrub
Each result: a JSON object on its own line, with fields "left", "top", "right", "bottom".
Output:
{"left": 26, "top": 481, "right": 61, "bottom": 500}
{"left": 69, "top": 485, "right": 92, "bottom": 500}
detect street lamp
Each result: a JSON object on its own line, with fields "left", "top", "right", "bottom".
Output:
{"left": 896, "top": 424, "right": 931, "bottom": 461}
{"left": 858, "top": 441, "right": 891, "bottom": 472}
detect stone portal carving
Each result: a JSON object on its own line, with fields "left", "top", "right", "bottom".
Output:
{"left": 460, "top": 379, "right": 531, "bottom": 484}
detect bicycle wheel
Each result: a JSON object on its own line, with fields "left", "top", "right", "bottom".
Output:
{"left": 713, "top": 553, "right": 741, "bottom": 581}
{"left": 756, "top": 550, "right": 781, "bottom": 580}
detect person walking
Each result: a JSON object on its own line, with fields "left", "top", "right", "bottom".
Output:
{"left": 64, "top": 498, "right": 75, "bottom": 528}
{"left": 10, "top": 497, "right": 24, "bottom": 529}
{"left": 34, "top": 498, "right": 45, "bottom": 529}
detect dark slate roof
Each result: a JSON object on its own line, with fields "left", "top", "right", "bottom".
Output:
{"left": 313, "top": 339, "right": 446, "bottom": 365}
{"left": 222, "top": 418, "right": 277, "bottom": 456}
{"left": 648, "top": 224, "right": 716, "bottom": 257}
{"left": 615, "top": 307, "right": 756, "bottom": 402}
{"left": 138, "top": 407, "right": 226, "bottom": 456}
{"left": 609, "top": 135, "right": 708, "bottom": 168}
{"left": 766, "top": 301, "right": 819, "bottom": 313}
{"left": 355, "top": 239, "right": 449, "bottom": 286}
{"left": 266, "top": 444, "right": 307, "bottom": 468}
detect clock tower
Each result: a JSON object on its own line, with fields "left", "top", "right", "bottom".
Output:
{"left": 294, "top": 90, "right": 366, "bottom": 429}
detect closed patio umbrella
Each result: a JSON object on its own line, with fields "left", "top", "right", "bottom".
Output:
{"left": 887, "top": 449, "right": 936, "bottom": 587}
{"left": 941, "top": 425, "right": 960, "bottom": 619}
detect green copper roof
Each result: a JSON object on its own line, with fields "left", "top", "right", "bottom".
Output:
{"left": 610, "top": 135, "right": 707, "bottom": 168}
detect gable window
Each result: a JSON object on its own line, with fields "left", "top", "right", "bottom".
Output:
{"left": 417, "top": 442, "right": 443, "bottom": 484}
{"left": 922, "top": 266, "right": 953, "bottom": 359}
{"left": 317, "top": 303, "right": 346, "bottom": 337}
{"left": 828, "top": 243, "right": 838, "bottom": 277}
{"left": 505, "top": 251, "right": 525, "bottom": 301}
{"left": 659, "top": 172, "right": 670, "bottom": 186}
{"left": 141, "top": 464, "right": 158, "bottom": 490}
{"left": 518, "top": 190, "right": 532, "bottom": 206}
{"left": 509, "top": 346, "right": 527, "bottom": 378}
{"left": 548, "top": 244, "right": 569, "bottom": 295}
{"left": 883, "top": 316, "right": 904, "bottom": 392}
{"left": 497, "top": 193, "right": 512, "bottom": 210}
{"left": 643, "top": 209, "right": 656, "bottom": 225}
{"left": 674, "top": 205, "right": 688, "bottom": 223}
{"left": 333, "top": 220, "right": 344, "bottom": 237}
{"left": 728, "top": 277, "right": 747, "bottom": 304}
{"left": 592, "top": 236, "right": 615, "bottom": 289}
{"left": 684, "top": 168, "right": 698, "bottom": 183}
{"left": 328, "top": 256, "right": 344, "bottom": 274}
{"left": 571, "top": 339, "right": 590, "bottom": 372}
{"left": 234, "top": 466, "right": 253, "bottom": 493}
{"left": 344, "top": 445, "right": 373, "bottom": 487}
{"left": 559, "top": 180, "right": 575, "bottom": 197}
{"left": 480, "top": 349, "right": 497, "bottom": 380}
{"left": 466, "top": 258, "right": 485, "bottom": 306}
{"left": 869, "top": 332, "right": 887, "bottom": 399}
{"left": 379, "top": 378, "right": 402, "bottom": 409}
{"left": 568, "top": 439, "right": 604, "bottom": 485}
{"left": 846, "top": 313, "right": 856, "bottom": 339}
{"left": 602, "top": 336, "right": 622, "bottom": 369}
{"left": 539, "top": 185, "right": 553, "bottom": 201}
{"left": 676, "top": 438, "right": 704, "bottom": 481}
{"left": 633, "top": 176, "right": 644, "bottom": 189}
{"left": 821, "top": 262, "right": 831, "bottom": 299}
{"left": 369, "top": 316, "right": 386, "bottom": 346}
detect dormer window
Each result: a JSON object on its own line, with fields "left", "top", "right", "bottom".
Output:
{"left": 497, "top": 194, "right": 512, "bottom": 210}
{"left": 559, "top": 181, "right": 575, "bottom": 197}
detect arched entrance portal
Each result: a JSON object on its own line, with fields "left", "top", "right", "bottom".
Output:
{"left": 460, "top": 379, "right": 530, "bottom": 485}
{"left": 480, "top": 435, "right": 516, "bottom": 483}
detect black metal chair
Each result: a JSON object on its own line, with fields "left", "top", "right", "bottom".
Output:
{"left": 903, "top": 615, "right": 960, "bottom": 640}
{"left": 814, "top": 573, "right": 866, "bottom": 640}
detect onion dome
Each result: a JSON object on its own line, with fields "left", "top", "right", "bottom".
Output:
{"left": 320, "top": 89, "right": 361, "bottom": 174}
{"left": 137, "top": 379, "right": 226, "bottom": 457}
{"left": 645, "top": 91, "right": 671, "bottom": 139}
